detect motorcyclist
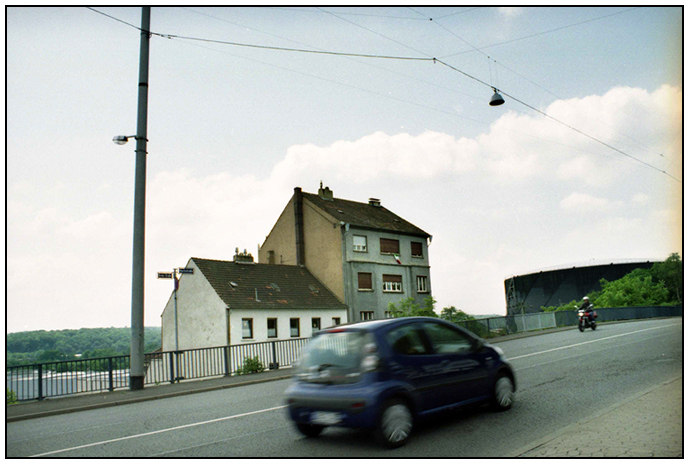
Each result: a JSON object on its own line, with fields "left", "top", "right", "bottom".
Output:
{"left": 578, "top": 296, "right": 595, "bottom": 323}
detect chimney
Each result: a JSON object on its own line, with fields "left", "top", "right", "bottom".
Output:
{"left": 233, "top": 247, "right": 255, "bottom": 264}
{"left": 293, "top": 187, "right": 305, "bottom": 266}
{"left": 318, "top": 181, "right": 334, "bottom": 201}
{"left": 368, "top": 198, "right": 381, "bottom": 207}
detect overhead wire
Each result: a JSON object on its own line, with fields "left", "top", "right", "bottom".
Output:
{"left": 410, "top": 6, "right": 675, "bottom": 177}
{"left": 87, "top": 7, "right": 679, "bottom": 183}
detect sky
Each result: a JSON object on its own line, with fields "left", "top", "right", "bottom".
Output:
{"left": 6, "top": 6, "right": 683, "bottom": 333}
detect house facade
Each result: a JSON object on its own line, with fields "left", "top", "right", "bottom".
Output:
{"left": 160, "top": 252, "right": 348, "bottom": 352}
{"left": 259, "top": 184, "right": 432, "bottom": 322}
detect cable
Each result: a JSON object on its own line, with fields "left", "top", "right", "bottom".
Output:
{"left": 316, "top": 7, "right": 433, "bottom": 58}
{"left": 439, "top": 7, "right": 641, "bottom": 58}
{"left": 87, "top": 7, "right": 679, "bottom": 183}
{"left": 86, "top": 7, "right": 142, "bottom": 31}
{"left": 168, "top": 33, "right": 433, "bottom": 61}
{"left": 416, "top": 6, "right": 672, "bottom": 168}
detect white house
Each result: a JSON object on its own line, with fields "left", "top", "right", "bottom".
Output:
{"left": 161, "top": 251, "right": 348, "bottom": 352}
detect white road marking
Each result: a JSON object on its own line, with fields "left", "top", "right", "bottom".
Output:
{"left": 30, "top": 405, "right": 288, "bottom": 457}
{"left": 507, "top": 322, "right": 679, "bottom": 361}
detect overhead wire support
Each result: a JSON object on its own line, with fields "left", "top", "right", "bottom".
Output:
{"left": 167, "top": 33, "right": 435, "bottom": 62}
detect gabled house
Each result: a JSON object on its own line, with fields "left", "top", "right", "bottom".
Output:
{"left": 258, "top": 184, "right": 433, "bottom": 322}
{"left": 161, "top": 251, "right": 348, "bottom": 351}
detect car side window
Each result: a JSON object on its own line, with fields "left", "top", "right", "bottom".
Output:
{"left": 422, "top": 322, "right": 475, "bottom": 355}
{"left": 386, "top": 324, "right": 428, "bottom": 356}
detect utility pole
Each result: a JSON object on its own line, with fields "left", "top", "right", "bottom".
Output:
{"left": 130, "top": 6, "right": 151, "bottom": 391}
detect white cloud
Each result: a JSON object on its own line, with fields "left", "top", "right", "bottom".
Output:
{"left": 560, "top": 192, "right": 615, "bottom": 213}
{"left": 272, "top": 131, "right": 479, "bottom": 185}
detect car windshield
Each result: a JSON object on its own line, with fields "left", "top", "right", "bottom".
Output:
{"left": 296, "top": 331, "right": 367, "bottom": 384}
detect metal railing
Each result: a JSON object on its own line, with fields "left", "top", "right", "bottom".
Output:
{"left": 7, "top": 338, "right": 310, "bottom": 402}
{"left": 7, "top": 305, "right": 681, "bottom": 402}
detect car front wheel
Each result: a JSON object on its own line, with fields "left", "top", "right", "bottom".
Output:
{"left": 491, "top": 374, "right": 515, "bottom": 411}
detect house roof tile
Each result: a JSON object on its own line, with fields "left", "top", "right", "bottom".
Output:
{"left": 302, "top": 192, "right": 430, "bottom": 238}
{"left": 191, "top": 257, "right": 347, "bottom": 311}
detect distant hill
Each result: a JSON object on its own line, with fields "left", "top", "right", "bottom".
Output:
{"left": 7, "top": 327, "right": 162, "bottom": 366}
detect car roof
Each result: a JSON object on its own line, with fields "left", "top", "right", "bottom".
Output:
{"left": 323, "top": 316, "right": 440, "bottom": 333}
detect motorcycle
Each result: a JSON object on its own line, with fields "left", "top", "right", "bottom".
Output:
{"left": 576, "top": 307, "right": 597, "bottom": 332}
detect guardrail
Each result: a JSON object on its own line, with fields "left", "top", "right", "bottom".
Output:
{"left": 7, "top": 305, "right": 680, "bottom": 402}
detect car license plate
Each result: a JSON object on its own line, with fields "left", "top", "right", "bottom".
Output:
{"left": 311, "top": 411, "right": 342, "bottom": 425}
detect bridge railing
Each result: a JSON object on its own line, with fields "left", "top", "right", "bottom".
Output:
{"left": 7, "top": 306, "right": 680, "bottom": 402}
{"left": 7, "top": 338, "right": 310, "bottom": 402}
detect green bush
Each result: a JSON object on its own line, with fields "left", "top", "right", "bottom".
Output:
{"left": 7, "top": 388, "right": 18, "bottom": 405}
{"left": 235, "top": 356, "right": 266, "bottom": 375}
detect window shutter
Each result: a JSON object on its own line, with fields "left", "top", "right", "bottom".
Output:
{"left": 358, "top": 272, "right": 372, "bottom": 290}
{"left": 411, "top": 242, "right": 423, "bottom": 257}
{"left": 380, "top": 238, "right": 400, "bottom": 254}
{"left": 382, "top": 274, "right": 402, "bottom": 283}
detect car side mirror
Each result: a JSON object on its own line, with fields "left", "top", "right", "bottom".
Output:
{"left": 473, "top": 339, "right": 485, "bottom": 352}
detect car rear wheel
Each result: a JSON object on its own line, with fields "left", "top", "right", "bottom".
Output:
{"left": 296, "top": 423, "right": 325, "bottom": 438}
{"left": 491, "top": 374, "right": 515, "bottom": 411}
{"left": 376, "top": 398, "right": 413, "bottom": 448}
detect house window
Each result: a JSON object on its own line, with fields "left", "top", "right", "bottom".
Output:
{"left": 358, "top": 272, "right": 373, "bottom": 291}
{"left": 242, "top": 318, "right": 253, "bottom": 339}
{"left": 384, "top": 311, "right": 395, "bottom": 319}
{"left": 411, "top": 242, "right": 423, "bottom": 258}
{"left": 290, "top": 318, "right": 300, "bottom": 337}
{"left": 267, "top": 318, "right": 278, "bottom": 338}
{"left": 332, "top": 317, "right": 341, "bottom": 327}
{"left": 417, "top": 276, "right": 429, "bottom": 293}
{"left": 383, "top": 274, "right": 403, "bottom": 293}
{"left": 353, "top": 235, "right": 367, "bottom": 252}
{"left": 360, "top": 311, "right": 375, "bottom": 321}
{"left": 380, "top": 238, "right": 400, "bottom": 254}
{"left": 312, "top": 318, "right": 321, "bottom": 332}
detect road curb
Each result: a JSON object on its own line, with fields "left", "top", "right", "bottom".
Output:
{"left": 507, "top": 375, "right": 682, "bottom": 457}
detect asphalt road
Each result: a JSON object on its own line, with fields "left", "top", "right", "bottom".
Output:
{"left": 7, "top": 318, "right": 682, "bottom": 457}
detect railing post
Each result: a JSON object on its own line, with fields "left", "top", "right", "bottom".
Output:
{"left": 270, "top": 341, "right": 278, "bottom": 370}
{"left": 108, "top": 358, "right": 114, "bottom": 392}
{"left": 168, "top": 352, "right": 175, "bottom": 384}
{"left": 36, "top": 364, "right": 43, "bottom": 401}
{"left": 223, "top": 346, "right": 231, "bottom": 376}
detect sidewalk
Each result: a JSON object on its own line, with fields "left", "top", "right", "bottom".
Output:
{"left": 511, "top": 377, "right": 683, "bottom": 458}
{"left": 6, "top": 367, "right": 293, "bottom": 423}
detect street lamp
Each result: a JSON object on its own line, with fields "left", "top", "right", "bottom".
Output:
{"left": 112, "top": 135, "right": 136, "bottom": 145}
{"left": 489, "top": 88, "right": 505, "bottom": 106}
{"left": 113, "top": 6, "right": 151, "bottom": 391}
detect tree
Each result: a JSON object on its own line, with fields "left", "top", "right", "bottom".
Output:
{"left": 440, "top": 306, "right": 475, "bottom": 322}
{"left": 593, "top": 274, "right": 670, "bottom": 308}
{"left": 387, "top": 296, "right": 437, "bottom": 318}
{"left": 650, "top": 253, "right": 683, "bottom": 304}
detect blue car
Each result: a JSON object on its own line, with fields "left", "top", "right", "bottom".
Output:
{"left": 285, "top": 317, "right": 516, "bottom": 448}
